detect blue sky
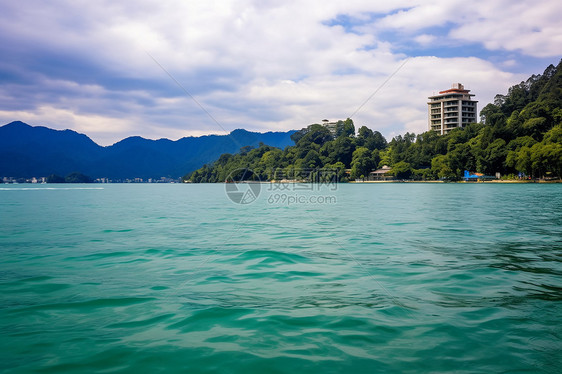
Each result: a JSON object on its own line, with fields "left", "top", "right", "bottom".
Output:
{"left": 0, "top": 0, "right": 560, "bottom": 145}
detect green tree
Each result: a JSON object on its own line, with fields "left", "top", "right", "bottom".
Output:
{"left": 350, "top": 147, "right": 374, "bottom": 180}
{"left": 325, "top": 161, "right": 347, "bottom": 182}
{"left": 543, "top": 124, "right": 562, "bottom": 144}
{"left": 260, "top": 149, "right": 283, "bottom": 180}
{"left": 297, "top": 124, "right": 333, "bottom": 147}
{"left": 480, "top": 103, "right": 505, "bottom": 126}
{"left": 356, "top": 126, "right": 373, "bottom": 146}
{"left": 431, "top": 155, "right": 456, "bottom": 180}
{"left": 342, "top": 118, "right": 355, "bottom": 138}
{"left": 390, "top": 161, "right": 412, "bottom": 180}
{"left": 330, "top": 136, "right": 355, "bottom": 167}
{"left": 303, "top": 150, "right": 322, "bottom": 169}
{"left": 522, "top": 117, "right": 548, "bottom": 139}
{"left": 357, "top": 126, "right": 387, "bottom": 150}
{"left": 480, "top": 138, "right": 507, "bottom": 174}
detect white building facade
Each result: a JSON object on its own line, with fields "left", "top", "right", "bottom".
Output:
{"left": 428, "top": 83, "right": 478, "bottom": 135}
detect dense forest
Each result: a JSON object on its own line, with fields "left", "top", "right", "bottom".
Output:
{"left": 186, "top": 60, "right": 562, "bottom": 182}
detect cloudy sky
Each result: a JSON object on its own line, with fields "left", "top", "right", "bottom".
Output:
{"left": 0, "top": 0, "right": 560, "bottom": 145}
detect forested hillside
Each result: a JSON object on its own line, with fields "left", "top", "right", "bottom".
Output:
{"left": 187, "top": 60, "right": 562, "bottom": 182}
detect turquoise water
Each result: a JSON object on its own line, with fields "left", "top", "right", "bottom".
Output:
{"left": 1, "top": 183, "right": 561, "bottom": 373}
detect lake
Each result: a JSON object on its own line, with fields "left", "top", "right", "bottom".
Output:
{"left": 1, "top": 183, "right": 561, "bottom": 373}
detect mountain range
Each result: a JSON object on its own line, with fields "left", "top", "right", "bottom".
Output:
{"left": 0, "top": 121, "right": 296, "bottom": 179}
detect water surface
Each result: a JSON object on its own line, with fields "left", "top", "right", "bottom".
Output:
{"left": 1, "top": 183, "right": 561, "bottom": 373}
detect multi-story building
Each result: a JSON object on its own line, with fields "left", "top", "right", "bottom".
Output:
{"left": 428, "top": 83, "right": 477, "bottom": 135}
{"left": 321, "top": 119, "right": 339, "bottom": 136}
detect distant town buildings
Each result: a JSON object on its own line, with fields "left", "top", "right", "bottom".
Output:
{"left": 428, "top": 83, "right": 478, "bottom": 135}
{"left": 1, "top": 176, "right": 181, "bottom": 184}
{"left": 2, "top": 176, "right": 46, "bottom": 184}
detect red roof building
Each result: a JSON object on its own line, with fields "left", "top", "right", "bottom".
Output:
{"left": 428, "top": 83, "right": 478, "bottom": 135}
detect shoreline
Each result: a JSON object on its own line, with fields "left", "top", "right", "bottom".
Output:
{"left": 234, "top": 179, "right": 562, "bottom": 184}
{"left": 351, "top": 179, "right": 562, "bottom": 184}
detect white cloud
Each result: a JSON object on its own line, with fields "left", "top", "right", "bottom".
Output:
{"left": 367, "top": 0, "right": 562, "bottom": 58}
{"left": 414, "top": 34, "right": 436, "bottom": 46}
{"left": 0, "top": 106, "right": 136, "bottom": 144}
{"left": 449, "top": 1, "right": 562, "bottom": 58}
{"left": 0, "top": 0, "right": 558, "bottom": 145}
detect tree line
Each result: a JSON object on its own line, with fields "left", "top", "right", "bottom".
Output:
{"left": 186, "top": 60, "right": 562, "bottom": 182}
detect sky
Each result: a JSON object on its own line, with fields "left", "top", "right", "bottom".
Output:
{"left": 0, "top": 0, "right": 560, "bottom": 146}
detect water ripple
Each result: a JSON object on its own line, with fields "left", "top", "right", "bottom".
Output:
{"left": 0, "top": 184, "right": 560, "bottom": 373}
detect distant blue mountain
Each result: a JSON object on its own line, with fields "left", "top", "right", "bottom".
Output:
{"left": 0, "top": 121, "right": 296, "bottom": 179}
